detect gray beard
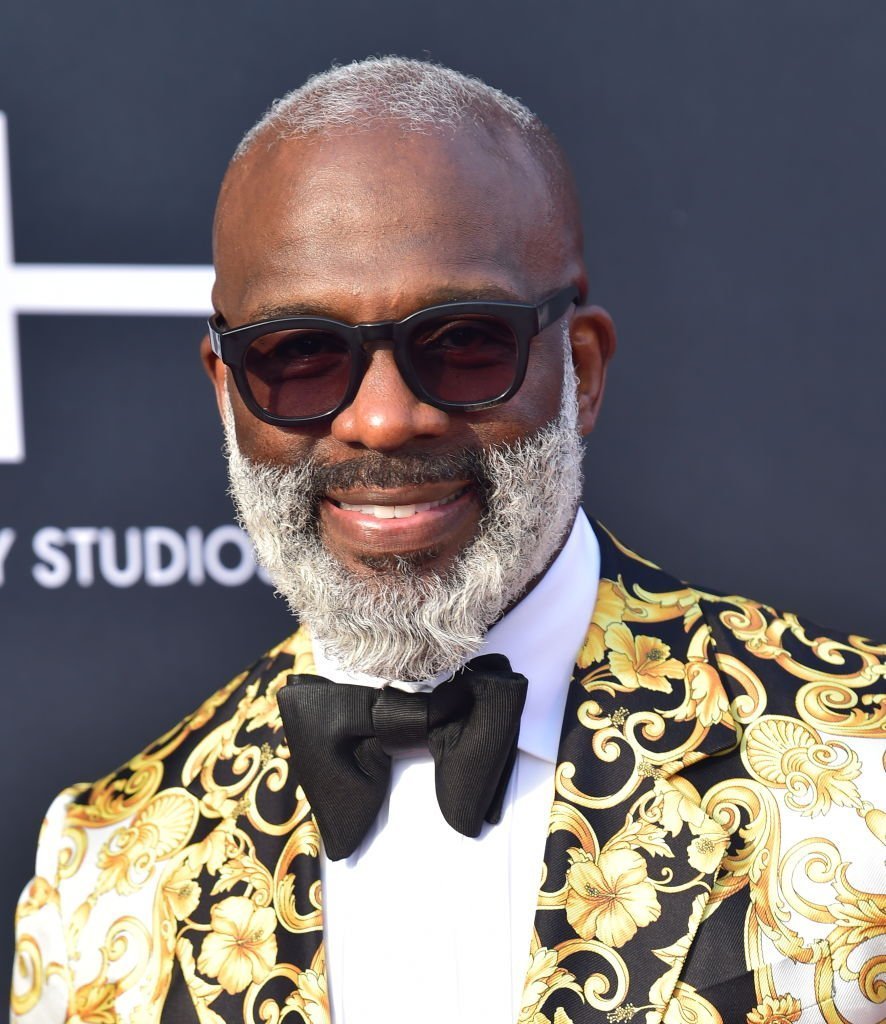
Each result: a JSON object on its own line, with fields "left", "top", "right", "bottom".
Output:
{"left": 224, "top": 332, "right": 584, "bottom": 681}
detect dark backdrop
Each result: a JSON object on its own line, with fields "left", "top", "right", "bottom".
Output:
{"left": 3, "top": 0, "right": 885, "bottom": 989}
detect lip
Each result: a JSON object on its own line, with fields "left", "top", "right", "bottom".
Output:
{"left": 325, "top": 480, "right": 473, "bottom": 507}
{"left": 321, "top": 482, "right": 481, "bottom": 555}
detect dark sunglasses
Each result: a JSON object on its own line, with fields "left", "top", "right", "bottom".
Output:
{"left": 208, "top": 285, "right": 579, "bottom": 426}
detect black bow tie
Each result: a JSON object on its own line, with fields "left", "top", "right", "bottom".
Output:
{"left": 276, "top": 653, "right": 528, "bottom": 861}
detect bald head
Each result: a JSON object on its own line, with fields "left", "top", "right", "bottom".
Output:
{"left": 212, "top": 57, "right": 585, "bottom": 319}
{"left": 233, "top": 56, "right": 543, "bottom": 154}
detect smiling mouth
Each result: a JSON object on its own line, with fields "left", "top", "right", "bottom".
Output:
{"left": 327, "top": 484, "right": 472, "bottom": 519}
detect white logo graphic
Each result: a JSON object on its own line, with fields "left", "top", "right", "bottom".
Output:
{"left": 0, "top": 112, "right": 214, "bottom": 462}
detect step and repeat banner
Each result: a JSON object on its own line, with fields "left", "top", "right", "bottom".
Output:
{"left": 3, "top": 0, "right": 885, "bottom": 983}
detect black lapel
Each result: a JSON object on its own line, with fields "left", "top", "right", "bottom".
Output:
{"left": 525, "top": 520, "right": 739, "bottom": 1023}
{"left": 159, "top": 957, "right": 201, "bottom": 1024}
{"left": 154, "top": 633, "right": 328, "bottom": 1024}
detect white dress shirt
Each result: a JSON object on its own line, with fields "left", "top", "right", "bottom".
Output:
{"left": 312, "top": 510, "right": 600, "bottom": 1024}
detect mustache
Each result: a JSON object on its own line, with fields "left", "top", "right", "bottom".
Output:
{"left": 309, "top": 449, "right": 487, "bottom": 493}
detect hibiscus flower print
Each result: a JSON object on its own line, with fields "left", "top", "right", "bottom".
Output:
{"left": 605, "top": 624, "right": 684, "bottom": 693}
{"left": 196, "top": 895, "right": 278, "bottom": 995}
{"left": 565, "top": 847, "right": 661, "bottom": 947}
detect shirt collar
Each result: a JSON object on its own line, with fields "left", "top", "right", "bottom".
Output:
{"left": 310, "top": 509, "right": 600, "bottom": 765}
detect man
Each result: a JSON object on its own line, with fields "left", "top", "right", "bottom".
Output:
{"left": 11, "top": 57, "right": 886, "bottom": 1024}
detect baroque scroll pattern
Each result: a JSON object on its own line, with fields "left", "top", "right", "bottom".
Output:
{"left": 524, "top": 529, "right": 885, "bottom": 1024}
{"left": 12, "top": 524, "right": 886, "bottom": 1024}
{"left": 13, "top": 630, "right": 330, "bottom": 1024}
{"left": 700, "top": 591, "right": 886, "bottom": 1024}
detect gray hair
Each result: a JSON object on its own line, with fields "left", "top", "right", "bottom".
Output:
{"left": 234, "top": 56, "right": 548, "bottom": 159}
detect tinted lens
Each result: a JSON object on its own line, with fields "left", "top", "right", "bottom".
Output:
{"left": 409, "top": 316, "right": 519, "bottom": 404}
{"left": 243, "top": 329, "right": 351, "bottom": 419}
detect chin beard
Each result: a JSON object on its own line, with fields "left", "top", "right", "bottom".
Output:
{"left": 224, "top": 330, "right": 584, "bottom": 681}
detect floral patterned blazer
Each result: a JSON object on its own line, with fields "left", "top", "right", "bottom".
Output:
{"left": 12, "top": 520, "right": 886, "bottom": 1024}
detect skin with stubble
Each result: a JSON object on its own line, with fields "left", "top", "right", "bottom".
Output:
{"left": 201, "top": 120, "right": 616, "bottom": 680}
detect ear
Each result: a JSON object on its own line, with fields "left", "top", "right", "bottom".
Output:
{"left": 569, "top": 306, "right": 616, "bottom": 437}
{"left": 199, "top": 334, "right": 230, "bottom": 421}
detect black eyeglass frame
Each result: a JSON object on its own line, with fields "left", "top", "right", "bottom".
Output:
{"left": 208, "top": 284, "right": 580, "bottom": 426}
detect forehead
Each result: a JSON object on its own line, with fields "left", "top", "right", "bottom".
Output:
{"left": 212, "top": 125, "right": 561, "bottom": 325}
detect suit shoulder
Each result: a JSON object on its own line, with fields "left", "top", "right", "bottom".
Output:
{"left": 15, "top": 627, "right": 318, "bottom": 1020}
{"left": 693, "top": 581, "right": 885, "bottom": 670}
{"left": 693, "top": 585, "right": 886, "bottom": 734}
{"left": 593, "top": 520, "right": 885, "bottom": 736}
{"left": 65, "top": 626, "right": 314, "bottom": 820}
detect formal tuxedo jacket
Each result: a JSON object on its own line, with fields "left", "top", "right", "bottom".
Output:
{"left": 12, "top": 520, "right": 886, "bottom": 1024}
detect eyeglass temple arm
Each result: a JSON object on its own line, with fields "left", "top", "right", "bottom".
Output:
{"left": 536, "top": 286, "right": 581, "bottom": 332}
{"left": 208, "top": 320, "right": 223, "bottom": 359}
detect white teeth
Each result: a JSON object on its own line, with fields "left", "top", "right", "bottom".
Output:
{"left": 337, "top": 486, "right": 467, "bottom": 518}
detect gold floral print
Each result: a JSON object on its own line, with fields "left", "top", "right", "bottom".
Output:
{"left": 661, "top": 982, "right": 723, "bottom": 1024}
{"left": 743, "top": 714, "right": 886, "bottom": 849}
{"left": 579, "top": 579, "right": 629, "bottom": 668}
{"left": 744, "top": 716, "right": 863, "bottom": 816}
{"left": 680, "top": 660, "right": 731, "bottom": 728}
{"left": 827, "top": 864, "right": 886, "bottom": 994}
{"left": 12, "top": 521, "right": 885, "bottom": 1024}
{"left": 160, "top": 862, "right": 202, "bottom": 921}
{"left": 745, "top": 994, "right": 802, "bottom": 1024}
{"left": 605, "top": 624, "right": 685, "bottom": 693}
{"left": 10, "top": 935, "right": 50, "bottom": 1018}
{"left": 196, "top": 895, "right": 278, "bottom": 996}
{"left": 95, "top": 790, "right": 199, "bottom": 898}
{"left": 686, "top": 822, "right": 729, "bottom": 874}
{"left": 212, "top": 851, "right": 273, "bottom": 906}
{"left": 71, "top": 981, "right": 118, "bottom": 1024}
{"left": 14, "top": 876, "right": 57, "bottom": 920}
{"left": 650, "top": 777, "right": 703, "bottom": 836}
{"left": 642, "top": 895, "right": 713, "bottom": 1022}
{"left": 646, "top": 778, "right": 730, "bottom": 876}
{"left": 565, "top": 848, "right": 661, "bottom": 947}
{"left": 520, "top": 943, "right": 583, "bottom": 1023}
{"left": 284, "top": 968, "right": 330, "bottom": 1024}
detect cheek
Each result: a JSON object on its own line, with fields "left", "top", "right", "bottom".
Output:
{"left": 230, "top": 402, "right": 321, "bottom": 467}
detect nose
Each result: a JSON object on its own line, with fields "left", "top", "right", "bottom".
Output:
{"left": 330, "top": 345, "right": 451, "bottom": 450}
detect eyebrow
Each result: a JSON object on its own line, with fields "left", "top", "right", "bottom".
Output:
{"left": 241, "top": 285, "right": 526, "bottom": 325}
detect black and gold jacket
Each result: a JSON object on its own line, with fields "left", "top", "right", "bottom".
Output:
{"left": 12, "top": 521, "right": 886, "bottom": 1024}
